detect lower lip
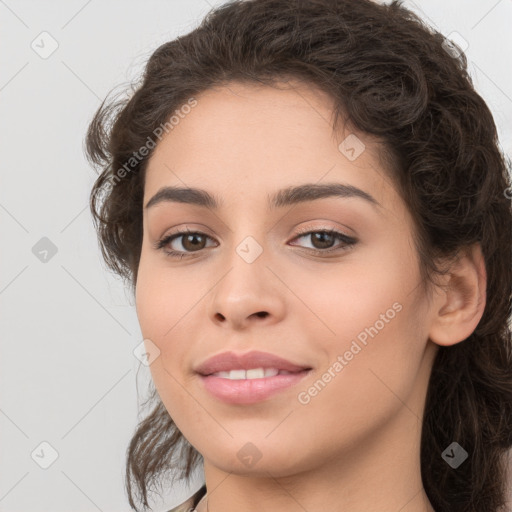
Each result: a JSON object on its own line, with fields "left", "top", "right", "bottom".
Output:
{"left": 199, "top": 370, "right": 312, "bottom": 405}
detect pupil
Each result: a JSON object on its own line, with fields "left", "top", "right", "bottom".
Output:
{"left": 313, "top": 232, "right": 333, "bottom": 249}
{"left": 184, "top": 234, "right": 204, "bottom": 251}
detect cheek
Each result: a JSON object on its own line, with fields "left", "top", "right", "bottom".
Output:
{"left": 135, "top": 265, "right": 201, "bottom": 424}
{"left": 293, "top": 297, "right": 427, "bottom": 449}
{"left": 287, "top": 251, "right": 411, "bottom": 343}
{"left": 135, "top": 258, "right": 199, "bottom": 396}
{"left": 289, "top": 245, "right": 426, "bottom": 402}
{"left": 135, "top": 253, "right": 202, "bottom": 339}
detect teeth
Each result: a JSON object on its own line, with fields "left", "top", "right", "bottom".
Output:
{"left": 211, "top": 367, "right": 284, "bottom": 380}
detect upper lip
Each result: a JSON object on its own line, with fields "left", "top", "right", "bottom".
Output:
{"left": 194, "top": 350, "right": 312, "bottom": 376}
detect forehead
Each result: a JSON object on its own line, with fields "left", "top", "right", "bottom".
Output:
{"left": 143, "top": 81, "right": 398, "bottom": 213}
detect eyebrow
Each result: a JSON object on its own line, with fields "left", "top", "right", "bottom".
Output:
{"left": 145, "top": 182, "right": 382, "bottom": 211}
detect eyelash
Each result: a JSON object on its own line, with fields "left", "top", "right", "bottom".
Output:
{"left": 154, "top": 226, "right": 357, "bottom": 260}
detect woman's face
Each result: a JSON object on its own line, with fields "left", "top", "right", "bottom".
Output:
{"left": 135, "top": 81, "right": 439, "bottom": 477}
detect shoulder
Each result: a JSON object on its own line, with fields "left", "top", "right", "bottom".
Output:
{"left": 165, "top": 485, "right": 207, "bottom": 512}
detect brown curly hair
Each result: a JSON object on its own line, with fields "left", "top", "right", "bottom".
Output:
{"left": 85, "top": 1, "right": 512, "bottom": 510}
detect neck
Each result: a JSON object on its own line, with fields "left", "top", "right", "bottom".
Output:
{"left": 200, "top": 405, "right": 435, "bottom": 512}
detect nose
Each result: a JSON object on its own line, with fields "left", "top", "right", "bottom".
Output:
{"left": 207, "top": 238, "right": 286, "bottom": 330}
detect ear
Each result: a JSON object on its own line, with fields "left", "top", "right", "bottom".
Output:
{"left": 428, "top": 243, "right": 487, "bottom": 347}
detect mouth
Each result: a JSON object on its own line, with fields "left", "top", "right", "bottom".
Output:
{"left": 194, "top": 350, "right": 313, "bottom": 404}
{"left": 200, "top": 367, "right": 312, "bottom": 379}
{"left": 194, "top": 349, "right": 312, "bottom": 376}
{"left": 198, "top": 367, "right": 313, "bottom": 405}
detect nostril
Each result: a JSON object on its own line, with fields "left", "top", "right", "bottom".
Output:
{"left": 255, "top": 311, "right": 269, "bottom": 318}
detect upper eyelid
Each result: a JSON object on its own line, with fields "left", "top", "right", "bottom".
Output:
{"left": 165, "top": 221, "right": 352, "bottom": 236}
{"left": 165, "top": 226, "right": 349, "bottom": 239}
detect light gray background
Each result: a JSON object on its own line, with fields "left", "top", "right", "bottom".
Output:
{"left": 1, "top": 1, "right": 511, "bottom": 511}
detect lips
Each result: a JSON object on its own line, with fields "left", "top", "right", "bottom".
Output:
{"left": 194, "top": 350, "right": 312, "bottom": 376}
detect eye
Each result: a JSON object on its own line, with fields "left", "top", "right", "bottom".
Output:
{"left": 154, "top": 228, "right": 217, "bottom": 258}
{"left": 289, "top": 228, "right": 357, "bottom": 255}
{"left": 154, "top": 226, "right": 357, "bottom": 259}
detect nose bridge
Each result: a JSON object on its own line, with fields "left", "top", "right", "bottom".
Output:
{"left": 219, "top": 229, "right": 270, "bottom": 301}
{"left": 207, "top": 224, "right": 285, "bottom": 328}
{"left": 223, "top": 213, "right": 270, "bottom": 274}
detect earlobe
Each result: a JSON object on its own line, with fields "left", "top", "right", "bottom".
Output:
{"left": 428, "top": 243, "right": 487, "bottom": 347}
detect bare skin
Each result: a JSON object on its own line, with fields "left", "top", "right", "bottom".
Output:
{"left": 135, "top": 80, "right": 486, "bottom": 512}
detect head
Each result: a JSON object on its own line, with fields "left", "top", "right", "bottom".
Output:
{"left": 86, "top": 1, "right": 512, "bottom": 511}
